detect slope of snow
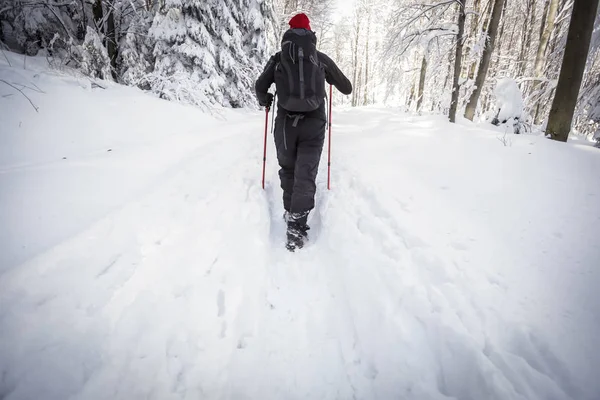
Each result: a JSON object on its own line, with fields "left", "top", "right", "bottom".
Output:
{"left": 1, "top": 53, "right": 599, "bottom": 400}
{"left": 0, "top": 52, "right": 251, "bottom": 272}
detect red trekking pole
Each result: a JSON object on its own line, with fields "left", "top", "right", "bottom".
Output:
{"left": 262, "top": 107, "right": 269, "bottom": 189}
{"left": 262, "top": 95, "right": 276, "bottom": 189}
{"left": 327, "top": 84, "right": 333, "bottom": 190}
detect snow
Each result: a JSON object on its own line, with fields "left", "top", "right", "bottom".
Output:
{"left": 494, "top": 78, "right": 525, "bottom": 122}
{"left": 1, "top": 52, "right": 600, "bottom": 400}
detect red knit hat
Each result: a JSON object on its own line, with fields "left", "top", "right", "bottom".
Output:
{"left": 289, "top": 13, "right": 311, "bottom": 30}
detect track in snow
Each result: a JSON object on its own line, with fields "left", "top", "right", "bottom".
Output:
{"left": 0, "top": 108, "right": 595, "bottom": 400}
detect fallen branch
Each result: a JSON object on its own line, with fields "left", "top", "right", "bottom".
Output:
{"left": 0, "top": 79, "right": 39, "bottom": 112}
{"left": 0, "top": 44, "right": 11, "bottom": 67}
{"left": 12, "top": 82, "right": 46, "bottom": 94}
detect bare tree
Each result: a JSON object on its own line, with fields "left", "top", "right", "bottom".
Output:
{"left": 546, "top": 0, "right": 600, "bottom": 142}
{"left": 463, "top": 0, "right": 505, "bottom": 121}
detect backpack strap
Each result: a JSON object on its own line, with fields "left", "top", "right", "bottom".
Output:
{"left": 274, "top": 51, "right": 281, "bottom": 70}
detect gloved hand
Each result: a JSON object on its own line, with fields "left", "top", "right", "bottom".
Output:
{"left": 260, "top": 93, "right": 274, "bottom": 109}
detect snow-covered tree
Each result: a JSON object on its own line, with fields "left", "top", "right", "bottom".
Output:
{"left": 78, "top": 26, "right": 112, "bottom": 79}
{"left": 149, "top": 0, "right": 275, "bottom": 109}
{"left": 2, "top": 0, "right": 600, "bottom": 131}
{"left": 117, "top": 8, "right": 155, "bottom": 88}
{"left": 0, "top": 0, "right": 84, "bottom": 54}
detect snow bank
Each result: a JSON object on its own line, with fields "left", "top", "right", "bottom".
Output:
{"left": 1, "top": 52, "right": 599, "bottom": 400}
{"left": 0, "top": 51, "right": 249, "bottom": 272}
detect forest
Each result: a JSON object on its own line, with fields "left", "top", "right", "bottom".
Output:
{"left": 1, "top": 0, "right": 599, "bottom": 143}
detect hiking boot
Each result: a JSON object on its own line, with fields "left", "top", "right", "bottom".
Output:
{"left": 286, "top": 221, "right": 310, "bottom": 251}
{"left": 285, "top": 211, "right": 310, "bottom": 251}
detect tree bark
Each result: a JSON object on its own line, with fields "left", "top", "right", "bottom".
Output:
{"left": 546, "top": 0, "right": 599, "bottom": 142}
{"left": 532, "top": 0, "right": 559, "bottom": 123}
{"left": 352, "top": 23, "right": 360, "bottom": 107}
{"left": 463, "top": 0, "right": 505, "bottom": 121}
{"left": 449, "top": 0, "right": 468, "bottom": 123}
{"left": 517, "top": 0, "right": 535, "bottom": 78}
{"left": 491, "top": 0, "right": 508, "bottom": 81}
{"left": 417, "top": 49, "right": 428, "bottom": 113}
{"left": 537, "top": 0, "right": 550, "bottom": 47}
{"left": 105, "top": 0, "right": 118, "bottom": 80}
{"left": 356, "top": 62, "right": 363, "bottom": 107}
{"left": 92, "top": 0, "right": 104, "bottom": 32}
{"left": 363, "top": 7, "right": 371, "bottom": 106}
{"left": 466, "top": 0, "right": 482, "bottom": 81}
{"left": 443, "top": 49, "right": 453, "bottom": 93}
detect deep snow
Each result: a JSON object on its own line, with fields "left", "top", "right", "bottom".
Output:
{"left": 1, "top": 52, "right": 599, "bottom": 400}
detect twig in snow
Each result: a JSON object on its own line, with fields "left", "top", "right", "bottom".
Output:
{"left": 0, "top": 79, "right": 39, "bottom": 112}
{"left": 0, "top": 45, "right": 11, "bottom": 67}
{"left": 13, "top": 82, "right": 46, "bottom": 94}
{"left": 497, "top": 128, "right": 513, "bottom": 146}
{"left": 28, "top": 81, "right": 44, "bottom": 93}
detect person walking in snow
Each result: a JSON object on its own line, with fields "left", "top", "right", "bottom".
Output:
{"left": 255, "top": 13, "right": 352, "bottom": 251}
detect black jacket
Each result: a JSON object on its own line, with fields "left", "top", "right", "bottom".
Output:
{"left": 255, "top": 49, "right": 352, "bottom": 110}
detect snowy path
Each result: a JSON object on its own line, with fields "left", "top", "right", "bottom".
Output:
{"left": 1, "top": 57, "right": 599, "bottom": 399}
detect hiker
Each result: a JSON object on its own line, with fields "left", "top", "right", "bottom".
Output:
{"left": 255, "top": 12, "right": 352, "bottom": 251}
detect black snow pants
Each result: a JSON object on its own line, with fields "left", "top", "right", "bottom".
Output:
{"left": 273, "top": 105, "right": 327, "bottom": 214}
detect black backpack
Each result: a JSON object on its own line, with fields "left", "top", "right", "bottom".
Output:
{"left": 274, "top": 29, "right": 326, "bottom": 112}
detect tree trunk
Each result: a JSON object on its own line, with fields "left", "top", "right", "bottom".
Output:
{"left": 443, "top": 49, "right": 453, "bottom": 92}
{"left": 78, "top": 0, "right": 87, "bottom": 38}
{"left": 356, "top": 62, "right": 363, "bottom": 107}
{"left": 468, "top": 0, "right": 493, "bottom": 82}
{"left": 449, "top": 0, "right": 468, "bottom": 123}
{"left": 466, "top": 0, "right": 481, "bottom": 81}
{"left": 92, "top": 0, "right": 104, "bottom": 32}
{"left": 517, "top": 0, "right": 535, "bottom": 78}
{"left": 351, "top": 15, "right": 361, "bottom": 107}
{"left": 546, "top": 0, "right": 599, "bottom": 142}
{"left": 363, "top": 8, "right": 371, "bottom": 106}
{"left": 491, "top": 0, "right": 508, "bottom": 80}
{"left": 532, "top": 0, "right": 559, "bottom": 123}
{"left": 464, "top": 0, "right": 505, "bottom": 121}
{"left": 417, "top": 49, "right": 428, "bottom": 113}
{"left": 363, "top": 46, "right": 369, "bottom": 105}
{"left": 105, "top": 0, "right": 118, "bottom": 80}
{"left": 537, "top": 0, "right": 550, "bottom": 47}
{"left": 516, "top": 0, "right": 532, "bottom": 75}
